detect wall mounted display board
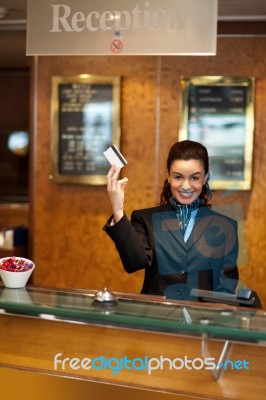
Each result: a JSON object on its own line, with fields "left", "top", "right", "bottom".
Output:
{"left": 179, "top": 76, "right": 255, "bottom": 190}
{"left": 51, "top": 74, "right": 121, "bottom": 185}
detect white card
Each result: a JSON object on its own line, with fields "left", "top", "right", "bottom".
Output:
{"left": 103, "top": 145, "right": 127, "bottom": 168}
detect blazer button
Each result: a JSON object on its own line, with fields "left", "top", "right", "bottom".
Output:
{"left": 179, "top": 270, "right": 185, "bottom": 276}
{"left": 176, "top": 289, "right": 183, "bottom": 296}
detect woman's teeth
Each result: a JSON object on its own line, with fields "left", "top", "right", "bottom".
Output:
{"left": 180, "top": 192, "right": 193, "bottom": 197}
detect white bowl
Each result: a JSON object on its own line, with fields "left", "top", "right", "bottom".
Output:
{"left": 0, "top": 257, "right": 35, "bottom": 288}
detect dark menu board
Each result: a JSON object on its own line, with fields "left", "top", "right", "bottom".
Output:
{"left": 58, "top": 82, "right": 113, "bottom": 177}
{"left": 187, "top": 84, "right": 247, "bottom": 181}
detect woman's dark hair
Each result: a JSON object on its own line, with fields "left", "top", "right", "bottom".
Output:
{"left": 160, "top": 140, "right": 211, "bottom": 205}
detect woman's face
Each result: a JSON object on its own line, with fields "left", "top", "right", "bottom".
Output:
{"left": 168, "top": 159, "right": 207, "bottom": 205}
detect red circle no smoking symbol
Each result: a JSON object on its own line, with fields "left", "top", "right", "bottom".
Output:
{"left": 111, "top": 39, "right": 123, "bottom": 53}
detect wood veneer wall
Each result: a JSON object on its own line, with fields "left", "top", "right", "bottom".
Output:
{"left": 32, "top": 37, "right": 266, "bottom": 308}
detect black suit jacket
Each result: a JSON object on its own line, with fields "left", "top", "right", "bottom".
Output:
{"left": 103, "top": 203, "right": 239, "bottom": 301}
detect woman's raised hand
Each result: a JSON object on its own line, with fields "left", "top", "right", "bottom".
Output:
{"left": 107, "top": 165, "right": 129, "bottom": 223}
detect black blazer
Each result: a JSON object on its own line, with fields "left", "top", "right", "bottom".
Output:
{"left": 103, "top": 203, "right": 239, "bottom": 301}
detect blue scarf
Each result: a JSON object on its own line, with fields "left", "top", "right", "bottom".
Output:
{"left": 170, "top": 197, "right": 204, "bottom": 234}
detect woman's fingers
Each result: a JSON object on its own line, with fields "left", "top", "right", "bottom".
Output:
{"left": 106, "top": 166, "right": 128, "bottom": 218}
{"left": 108, "top": 176, "right": 129, "bottom": 193}
{"left": 107, "top": 166, "right": 128, "bottom": 192}
{"left": 107, "top": 165, "right": 120, "bottom": 178}
{"left": 107, "top": 165, "right": 121, "bottom": 191}
{"left": 119, "top": 177, "right": 129, "bottom": 189}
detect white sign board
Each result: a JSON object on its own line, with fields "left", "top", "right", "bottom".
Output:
{"left": 26, "top": 0, "right": 218, "bottom": 55}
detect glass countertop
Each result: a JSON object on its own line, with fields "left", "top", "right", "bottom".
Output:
{"left": 0, "top": 284, "right": 266, "bottom": 343}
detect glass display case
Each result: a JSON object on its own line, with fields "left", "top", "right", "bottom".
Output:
{"left": 0, "top": 284, "right": 265, "bottom": 399}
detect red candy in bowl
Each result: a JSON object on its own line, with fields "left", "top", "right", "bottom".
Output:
{"left": 0, "top": 257, "right": 35, "bottom": 288}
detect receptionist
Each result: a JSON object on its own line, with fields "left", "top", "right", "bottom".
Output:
{"left": 103, "top": 140, "right": 239, "bottom": 301}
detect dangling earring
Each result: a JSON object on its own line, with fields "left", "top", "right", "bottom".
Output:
{"left": 204, "top": 172, "right": 209, "bottom": 185}
{"left": 205, "top": 182, "right": 211, "bottom": 200}
{"left": 205, "top": 181, "right": 211, "bottom": 201}
{"left": 204, "top": 173, "right": 211, "bottom": 201}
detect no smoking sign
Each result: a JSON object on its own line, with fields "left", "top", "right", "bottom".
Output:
{"left": 111, "top": 39, "right": 123, "bottom": 53}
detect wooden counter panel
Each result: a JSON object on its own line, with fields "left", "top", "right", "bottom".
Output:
{"left": 0, "top": 313, "right": 265, "bottom": 400}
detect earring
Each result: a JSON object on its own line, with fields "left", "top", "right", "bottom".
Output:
{"left": 204, "top": 172, "right": 210, "bottom": 185}
{"left": 205, "top": 182, "right": 212, "bottom": 201}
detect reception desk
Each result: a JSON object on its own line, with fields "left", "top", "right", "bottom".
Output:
{"left": 0, "top": 285, "right": 265, "bottom": 399}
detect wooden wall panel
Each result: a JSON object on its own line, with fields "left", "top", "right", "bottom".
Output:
{"left": 0, "top": 204, "right": 29, "bottom": 231}
{"left": 32, "top": 38, "right": 266, "bottom": 308}
{"left": 0, "top": 69, "right": 29, "bottom": 129}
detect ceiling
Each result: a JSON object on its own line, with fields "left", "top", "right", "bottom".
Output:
{"left": 0, "top": 0, "right": 265, "bottom": 68}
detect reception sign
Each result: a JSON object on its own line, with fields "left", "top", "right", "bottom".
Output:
{"left": 179, "top": 76, "right": 255, "bottom": 190}
{"left": 26, "top": 0, "right": 218, "bottom": 55}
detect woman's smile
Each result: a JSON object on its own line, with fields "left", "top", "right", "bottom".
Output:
{"left": 179, "top": 191, "right": 194, "bottom": 198}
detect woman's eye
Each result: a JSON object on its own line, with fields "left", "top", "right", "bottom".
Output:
{"left": 191, "top": 176, "right": 200, "bottom": 181}
{"left": 174, "top": 175, "right": 182, "bottom": 180}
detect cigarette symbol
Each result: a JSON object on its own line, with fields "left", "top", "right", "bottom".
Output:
{"left": 111, "top": 39, "right": 123, "bottom": 53}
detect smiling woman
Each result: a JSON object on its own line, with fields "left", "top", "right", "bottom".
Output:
{"left": 103, "top": 140, "right": 239, "bottom": 301}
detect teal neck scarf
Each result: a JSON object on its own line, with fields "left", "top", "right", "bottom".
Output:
{"left": 170, "top": 197, "right": 204, "bottom": 234}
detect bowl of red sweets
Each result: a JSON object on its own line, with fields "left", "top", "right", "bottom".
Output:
{"left": 0, "top": 257, "right": 35, "bottom": 288}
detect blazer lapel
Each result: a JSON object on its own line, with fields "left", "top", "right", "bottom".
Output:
{"left": 185, "top": 207, "right": 214, "bottom": 251}
{"left": 152, "top": 208, "right": 187, "bottom": 251}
